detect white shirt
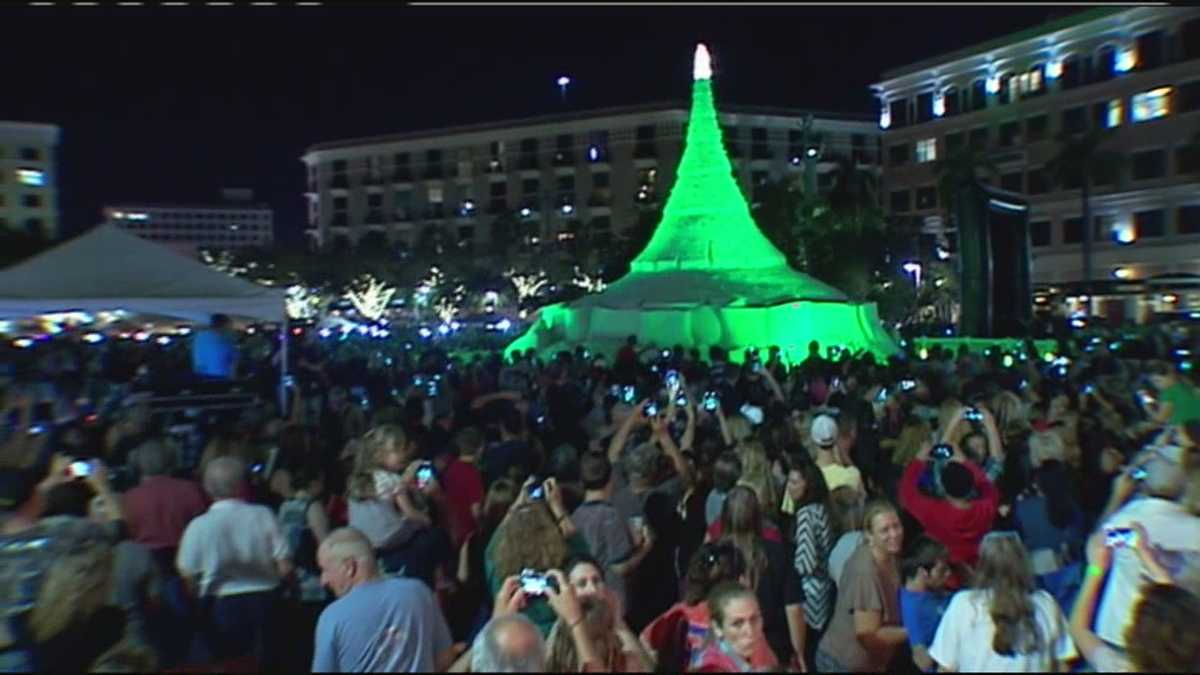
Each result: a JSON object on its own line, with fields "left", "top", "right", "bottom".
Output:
{"left": 929, "top": 589, "right": 1076, "bottom": 673}
{"left": 176, "top": 499, "right": 290, "bottom": 597}
{"left": 1096, "top": 496, "right": 1200, "bottom": 647}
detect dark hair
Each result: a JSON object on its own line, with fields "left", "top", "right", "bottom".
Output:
{"left": 941, "top": 461, "right": 976, "bottom": 499}
{"left": 900, "top": 536, "right": 949, "bottom": 583}
{"left": 452, "top": 427, "right": 485, "bottom": 459}
{"left": 579, "top": 451, "right": 613, "bottom": 491}
{"left": 564, "top": 553, "right": 604, "bottom": 578}
{"left": 1126, "top": 583, "right": 1200, "bottom": 672}
{"left": 712, "top": 452, "right": 742, "bottom": 493}
{"left": 683, "top": 543, "right": 746, "bottom": 605}
{"left": 1033, "top": 460, "right": 1076, "bottom": 530}
{"left": 41, "top": 480, "right": 96, "bottom": 518}
{"left": 784, "top": 453, "right": 829, "bottom": 510}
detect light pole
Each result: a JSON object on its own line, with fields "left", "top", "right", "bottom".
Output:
{"left": 557, "top": 75, "right": 571, "bottom": 103}
{"left": 902, "top": 261, "right": 923, "bottom": 289}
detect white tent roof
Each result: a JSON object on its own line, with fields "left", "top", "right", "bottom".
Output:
{"left": 0, "top": 225, "right": 286, "bottom": 322}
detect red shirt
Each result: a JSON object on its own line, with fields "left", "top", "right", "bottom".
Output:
{"left": 706, "top": 520, "right": 783, "bottom": 544}
{"left": 442, "top": 457, "right": 484, "bottom": 548}
{"left": 899, "top": 459, "right": 999, "bottom": 568}
{"left": 123, "top": 475, "right": 209, "bottom": 551}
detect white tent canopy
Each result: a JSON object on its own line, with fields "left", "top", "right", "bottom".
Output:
{"left": 0, "top": 224, "right": 286, "bottom": 322}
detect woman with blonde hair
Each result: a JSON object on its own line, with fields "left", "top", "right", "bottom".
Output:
{"left": 928, "top": 531, "right": 1075, "bottom": 672}
{"left": 545, "top": 589, "right": 651, "bottom": 672}
{"left": 485, "top": 476, "right": 588, "bottom": 636}
{"left": 826, "top": 486, "right": 866, "bottom": 589}
{"left": 714, "top": 487, "right": 805, "bottom": 667}
{"left": 736, "top": 441, "right": 778, "bottom": 524}
{"left": 816, "top": 500, "right": 907, "bottom": 672}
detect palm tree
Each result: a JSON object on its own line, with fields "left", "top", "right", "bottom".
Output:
{"left": 1045, "top": 128, "right": 1126, "bottom": 290}
{"left": 825, "top": 153, "right": 880, "bottom": 214}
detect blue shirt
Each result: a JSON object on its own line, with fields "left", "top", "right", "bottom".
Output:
{"left": 900, "top": 587, "right": 951, "bottom": 671}
{"left": 191, "top": 328, "right": 237, "bottom": 378}
{"left": 313, "top": 577, "right": 452, "bottom": 673}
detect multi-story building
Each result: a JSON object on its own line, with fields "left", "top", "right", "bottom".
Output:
{"left": 102, "top": 188, "right": 274, "bottom": 258}
{"left": 301, "top": 102, "right": 881, "bottom": 255}
{"left": 0, "top": 121, "right": 61, "bottom": 238}
{"left": 872, "top": 6, "right": 1200, "bottom": 322}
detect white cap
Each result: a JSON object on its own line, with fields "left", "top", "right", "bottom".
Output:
{"left": 811, "top": 414, "right": 839, "bottom": 448}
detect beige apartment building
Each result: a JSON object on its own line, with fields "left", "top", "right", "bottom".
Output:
{"left": 301, "top": 102, "right": 881, "bottom": 256}
{"left": 872, "top": 6, "right": 1200, "bottom": 322}
{"left": 0, "top": 121, "right": 61, "bottom": 239}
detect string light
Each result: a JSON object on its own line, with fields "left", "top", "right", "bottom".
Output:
{"left": 343, "top": 274, "right": 396, "bottom": 322}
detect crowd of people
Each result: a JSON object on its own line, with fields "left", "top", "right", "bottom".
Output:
{"left": 2, "top": 314, "right": 1200, "bottom": 673}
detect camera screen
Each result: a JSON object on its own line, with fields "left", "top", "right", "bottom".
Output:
{"left": 622, "top": 385, "right": 636, "bottom": 404}
{"left": 519, "top": 570, "right": 549, "bottom": 595}
{"left": 931, "top": 444, "right": 953, "bottom": 460}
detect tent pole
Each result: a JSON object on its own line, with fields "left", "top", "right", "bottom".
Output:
{"left": 279, "top": 321, "right": 289, "bottom": 416}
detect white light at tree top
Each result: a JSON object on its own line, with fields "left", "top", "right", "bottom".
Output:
{"left": 693, "top": 43, "right": 712, "bottom": 81}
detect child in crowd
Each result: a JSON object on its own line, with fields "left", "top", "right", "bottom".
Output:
{"left": 900, "top": 536, "right": 953, "bottom": 672}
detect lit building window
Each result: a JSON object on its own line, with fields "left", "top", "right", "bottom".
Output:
{"left": 428, "top": 185, "right": 444, "bottom": 204}
{"left": 986, "top": 73, "right": 1001, "bottom": 94}
{"left": 932, "top": 92, "right": 945, "bottom": 117}
{"left": 16, "top": 169, "right": 44, "bottom": 186}
{"left": 1132, "top": 87, "right": 1171, "bottom": 122}
{"left": 915, "top": 138, "right": 937, "bottom": 163}
{"left": 1106, "top": 99, "right": 1123, "bottom": 128}
{"left": 1116, "top": 45, "right": 1137, "bottom": 73}
{"left": 879, "top": 104, "right": 891, "bottom": 130}
{"left": 1111, "top": 220, "right": 1136, "bottom": 244}
{"left": 1046, "top": 59, "right": 1064, "bottom": 79}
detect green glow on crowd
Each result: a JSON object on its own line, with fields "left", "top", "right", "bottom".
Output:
{"left": 506, "top": 44, "right": 899, "bottom": 362}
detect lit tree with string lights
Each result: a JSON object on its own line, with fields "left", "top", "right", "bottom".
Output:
{"left": 572, "top": 266, "right": 607, "bottom": 294}
{"left": 506, "top": 268, "right": 549, "bottom": 304}
{"left": 285, "top": 284, "right": 323, "bottom": 320}
{"left": 344, "top": 274, "right": 396, "bottom": 322}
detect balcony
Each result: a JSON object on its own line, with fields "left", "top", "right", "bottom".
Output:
{"left": 424, "top": 165, "right": 444, "bottom": 181}
{"left": 363, "top": 175, "right": 385, "bottom": 191}
{"left": 392, "top": 168, "right": 413, "bottom": 184}
{"left": 364, "top": 210, "right": 385, "bottom": 225}
{"left": 329, "top": 174, "right": 349, "bottom": 191}
{"left": 518, "top": 155, "right": 540, "bottom": 174}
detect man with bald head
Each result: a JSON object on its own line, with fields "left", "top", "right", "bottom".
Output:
{"left": 312, "top": 527, "right": 458, "bottom": 672}
{"left": 176, "top": 456, "right": 292, "bottom": 663}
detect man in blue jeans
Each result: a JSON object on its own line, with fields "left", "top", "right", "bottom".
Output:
{"left": 177, "top": 457, "right": 292, "bottom": 665}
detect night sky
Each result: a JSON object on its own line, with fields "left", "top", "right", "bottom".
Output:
{"left": 2, "top": 4, "right": 1076, "bottom": 245}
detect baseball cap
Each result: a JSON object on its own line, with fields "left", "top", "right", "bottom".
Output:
{"left": 811, "top": 414, "right": 839, "bottom": 448}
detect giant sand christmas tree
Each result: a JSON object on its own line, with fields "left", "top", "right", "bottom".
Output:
{"left": 506, "top": 44, "right": 898, "bottom": 361}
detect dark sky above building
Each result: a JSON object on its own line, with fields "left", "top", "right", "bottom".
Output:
{"left": 2, "top": 4, "right": 1079, "bottom": 243}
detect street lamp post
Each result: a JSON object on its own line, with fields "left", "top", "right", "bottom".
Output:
{"left": 557, "top": 75, "right": 571, "bottom": 103}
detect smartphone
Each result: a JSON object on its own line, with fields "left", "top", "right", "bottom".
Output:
{"left": 1131, "top": 466, "right": 1148, "bottom": 482}
{"left": 519, "top": 568, "right": 552, "bottom": 596}
{"left": 661, "top": 349, "right": 671, "bottom": 359}
{"left": 702, "top": 391, "right": 719, "bottom": 411}
{"left": 831, "top": 376, "right": 842, "bottom": 390}
{"left": 250, "top": 462, "right": 265, "bottom": 474}
{"left": 528, "top": 481, "right": 545, "bottom": 500}
{"left": 68, "top": 460, "right": 93, "bottom": 478}
{"left": 1138, "top": 390, "right": 1155, "bottom": 406}
{"left": 622, "top": 385, "right": 636, "bottom": 404}
{"left": 900, "top": 379, "right": 917, "bottom": 392}
{"left": 931, "top": 443, "right": 954, "bottom": 461}
{"left": 282, "top": 375, "right": 296, "bottom": 389}
{"left": 413, "top": 374, "right": 426, "bottom": 387}
{"left": 1105, "top": 527, "right": 1138, "bottom": 548}
{"left": 1083, "top": 383, "right": 1096, "bottom": 395}
{"left": 875, "top": 387, "right": 888, "bottom": 403}
{"left": 609, "top": 384, "right": 622, "bottom": 398}
{"left": 752, "top": 361, "right": 763, "bottom": 373}
{"left": 664, "top": 370, "right": 680, "bottom": 389}
{"left": 643, "top": 401, "right": 659, "bottom": 418}
{"left": 675, "top": 393, "right": 688, "bottom": 407}
{"left": 416, "top": 462, "right": 434, "bottom": 488}
{"left": 963, "top": 408, "right": 984, "bottom": 422}
{"left": 427, "top": 380, "right": 439, "bottom": 397}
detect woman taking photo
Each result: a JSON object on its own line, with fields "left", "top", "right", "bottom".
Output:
{"left": 816, "top": 500, "right": 907, "bottom": 672}
{"left": 928, "top": 531, "right": 1076, "bottom": 672}
{"left": 688, "top": 582, "right": 779, "bottom": 673}
{"left": 545, "top": 555, "right": 653, "bottom": 672}
{"left": 485, "top": 476, "right": 588, "bottom": 636}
